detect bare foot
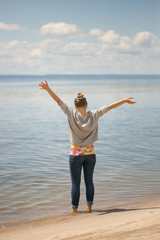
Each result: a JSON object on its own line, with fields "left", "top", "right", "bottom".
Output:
{"left": 72, "top": 208, "right": 77, "bottom": 214}
{"left": 86, "top": 205, "right": 92, "bottom": 213}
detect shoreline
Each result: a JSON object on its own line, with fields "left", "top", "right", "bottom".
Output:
{"left": 1, "top": 193, "right": 160, "bottom": 228}
{"left": 1, "top": 199, "right": 160, "bottom": 240}
{"left": 0, "top": 193, "right": 160, "bottom": 227}
{"left": 1, "top": 192, "right": 160, "bottom": 227}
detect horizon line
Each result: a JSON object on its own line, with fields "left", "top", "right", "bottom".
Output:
{"left": 0, "top": 73, "right": 160, "bottom": 76}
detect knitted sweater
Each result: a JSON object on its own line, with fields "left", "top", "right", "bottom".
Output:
{"left": 58, "top": 101, "right": 110, "bottom": 146}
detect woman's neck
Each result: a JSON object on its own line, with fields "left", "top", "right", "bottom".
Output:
{"left": 77, "top": 107, "right": 87, "bottom": 118}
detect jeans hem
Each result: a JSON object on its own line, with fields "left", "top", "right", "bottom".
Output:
{"left": 72, "top": 205, "right": 78, "bottom": 209}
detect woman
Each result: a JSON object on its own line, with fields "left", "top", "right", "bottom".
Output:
{"left": 39, "top": 80, "right": 136, "bottom": 213}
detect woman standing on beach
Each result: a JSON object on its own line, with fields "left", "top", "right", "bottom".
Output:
{"left": 39, "top": 80, "right": 136, "bottom": 213}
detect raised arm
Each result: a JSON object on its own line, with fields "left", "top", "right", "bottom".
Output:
{"left": 39, "top": 80, "right": 61, "bottom": 103}
{"left": 108, "top": 97, "right": 136, "bottom": 109}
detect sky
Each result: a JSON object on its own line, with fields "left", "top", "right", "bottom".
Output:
{"left": 0, "top": 0, "right": 160, "bottom": 75}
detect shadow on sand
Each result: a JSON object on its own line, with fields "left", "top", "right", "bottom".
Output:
{"left": 76, "top": 206, "right": 160, "bottom": 215}
{"left": 92, "top": 206, "right": 160, "bottom": 215}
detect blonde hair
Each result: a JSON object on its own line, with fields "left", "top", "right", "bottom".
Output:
{"left": 74, "top": 92, "right": 87, "bottom": 108}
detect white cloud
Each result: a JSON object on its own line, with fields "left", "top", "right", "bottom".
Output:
{"left": 98, "top": 30, "right": 120, "bottom": 44}
{"left": 133, "top": 32, "right": 158, "bottom": 48}
{"left": 40, "top": 22, "right": 80, "bottom": 36}
{"left": 0, "top": 29, "right": 160, "bottom": 74}
{"left": 96, "top": 30, "right": 160, "bottom": 55}
{"left": 0, "top": 22, "right": 26, "bottom": 31}
{"left": 89, "top": 29, "right": 103, "bottom": 37}
{"left": 118, "top": 36, "right": 132, "bottom": 51}
{"left": 30, "top": 49, "right": 42, "bottom": 57}
{"left": 62, "top": 42, "right": 96, "bottom": 56}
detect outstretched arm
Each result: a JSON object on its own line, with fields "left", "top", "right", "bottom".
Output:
{"left": 108, "top": 97, "right": 136, "bottom": 109}
{"left": 39, "top": 80, "right": 61, "bottom": 103}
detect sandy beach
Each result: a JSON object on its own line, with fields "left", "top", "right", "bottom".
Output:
{"left": 1, "top": 200, "right": 160, "bottom": 240}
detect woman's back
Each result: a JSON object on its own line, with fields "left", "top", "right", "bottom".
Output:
{"left": 58, "top": 101, "right": 110, "bottom": 146}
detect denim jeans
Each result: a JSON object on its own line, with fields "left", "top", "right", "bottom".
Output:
{"left": 69, "top": 154, "right": 96, "bottom": 209}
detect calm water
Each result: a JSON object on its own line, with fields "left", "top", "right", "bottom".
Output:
{"left": 0, "top": 75, "right": 160, "bottom": 225}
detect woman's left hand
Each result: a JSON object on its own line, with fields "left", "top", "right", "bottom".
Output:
{"left": 125, "top": 97, "right": 136, "bottom": 104}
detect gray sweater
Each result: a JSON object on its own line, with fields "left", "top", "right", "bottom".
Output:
{"left": 58, "top": 101, "right": 111, "bottom": 146}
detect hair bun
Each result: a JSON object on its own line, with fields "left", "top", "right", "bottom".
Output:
{"left": 75, "top": 92, "right": 87, "bottom": 107}
{"left": 77, "top": 92, "right": 84, "bottom": 99}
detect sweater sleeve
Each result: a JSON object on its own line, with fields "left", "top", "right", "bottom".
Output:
{"left": 92, "top": 105, "right": 111, "bottom": 119}
{"left": 58, "top": 101, "right": 73, "bottom": 117}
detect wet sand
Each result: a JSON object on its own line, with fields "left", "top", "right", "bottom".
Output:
{"left": 0, "top": 200, "right": 160, "bottom": 240}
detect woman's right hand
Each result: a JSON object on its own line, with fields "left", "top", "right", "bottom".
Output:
{"left": 39, "top": 80, "right": 49, "bottom": 90}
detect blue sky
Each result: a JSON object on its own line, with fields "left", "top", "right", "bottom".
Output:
{"left": 0, "top": 0, "right": 159, "bottom": 74}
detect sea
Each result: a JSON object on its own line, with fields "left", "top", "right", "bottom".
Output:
{"left": 0, "top": 74, "right": 160, "bottom": 225}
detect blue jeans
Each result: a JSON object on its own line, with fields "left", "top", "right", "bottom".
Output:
{"left": 69, "top": 154, "right": 96, "bottom": 209}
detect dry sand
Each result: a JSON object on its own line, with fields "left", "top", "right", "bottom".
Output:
{"left": 0, "top": 201, "right": 160, "bottom": 240}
